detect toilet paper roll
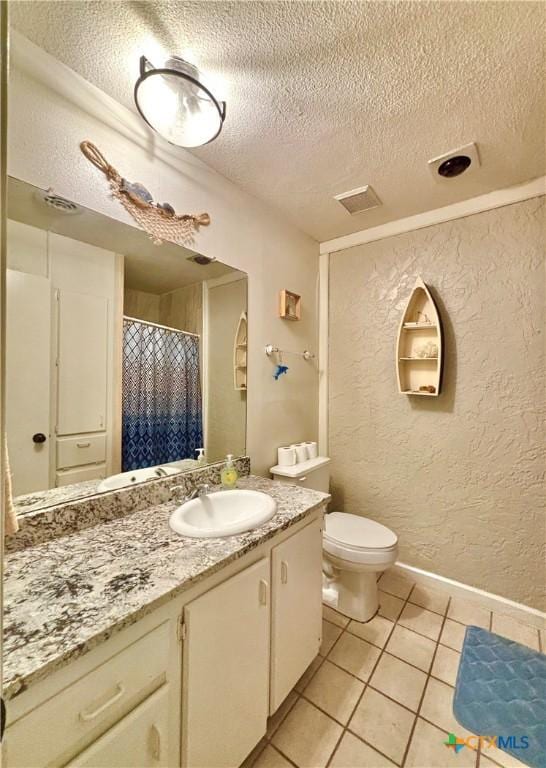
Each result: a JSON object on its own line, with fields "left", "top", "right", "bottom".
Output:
{"left": 305, "top": 441, "right": 318, "bottom": 459}
{"left": 277, "top": 446, "right": 296, "bottom": 466}
{"left": 294, "top": 443, "right": 309, "bottom": 463}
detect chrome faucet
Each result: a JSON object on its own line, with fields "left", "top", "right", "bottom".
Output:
{"left": 171, "top": 483, "right": 211, "bottom": 503}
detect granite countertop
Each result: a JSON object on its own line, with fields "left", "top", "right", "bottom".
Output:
{"left": 4, "top": 476, "right": 329, "bottom": 700}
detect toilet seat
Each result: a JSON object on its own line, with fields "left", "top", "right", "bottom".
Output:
{"left": 323, "top": 512, "right": 398, "bottom": 565}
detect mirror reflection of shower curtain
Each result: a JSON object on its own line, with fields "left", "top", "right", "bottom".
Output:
{"left": 122, "top": 318, "right": 203, "bottom": 471}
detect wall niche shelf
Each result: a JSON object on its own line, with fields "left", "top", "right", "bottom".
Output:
{"left": 396, "top": 277, "right": 443, "bottom": 397}
{"left": 233, "top": 311, "right": 248, "bottom": 391}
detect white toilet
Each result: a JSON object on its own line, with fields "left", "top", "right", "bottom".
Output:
{"left": 270, "top": 456, "right": 398, "bottom": 622}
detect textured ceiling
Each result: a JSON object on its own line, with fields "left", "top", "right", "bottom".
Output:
{"left": 10, "top": 1, "right": 546, "bottom": 242}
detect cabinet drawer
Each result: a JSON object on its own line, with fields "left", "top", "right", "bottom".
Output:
{"left": 68, "top": 685, "right": 170, "bottom": 768}
{"left": 6, "top": 621, "right": 169, "bottom": 768}
{"left": 57, "top": 434, "right": 106, "bottom": 469}
{"left": 56, "top": 464, "right": 106, "bottom": 486}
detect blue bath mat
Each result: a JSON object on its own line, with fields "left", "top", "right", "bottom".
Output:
{"left": 453, "top": 626, "right": 546, "bottom": 768}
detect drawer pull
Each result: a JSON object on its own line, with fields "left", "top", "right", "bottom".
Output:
{"left": 79, "top": 683, "right": 125, "bottom": 721}
{"left": 281, "top": 560, "right": 288, "bottom": 584}
{"left": 150, "top": 724, "right": 161, "bottom": 760}
{"left": 76, "top": 442, "right": 91, "bottom": 448}
{"left": 259, "top": 579, "right": 268, "bottom": 606}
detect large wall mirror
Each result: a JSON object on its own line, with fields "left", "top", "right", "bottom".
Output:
{"left": 6, "top": 177, "right": 247, "bottom": 513}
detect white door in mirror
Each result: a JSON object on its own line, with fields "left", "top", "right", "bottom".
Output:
{"left": 169, "top": 490, "right": 277, "bottom": 538}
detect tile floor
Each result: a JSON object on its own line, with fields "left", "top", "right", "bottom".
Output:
{"left": 244, "top": 571, "right": 543, "bottom": 768}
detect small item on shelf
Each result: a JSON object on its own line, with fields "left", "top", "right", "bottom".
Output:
{"left": 419, "top": 385, "right": 436, "bottom": 393}
{"left": 196, "top": 448, "right": 207, "bottom": 465}
{"left": 415, "top": 341, "right": 438, "bottom": 358}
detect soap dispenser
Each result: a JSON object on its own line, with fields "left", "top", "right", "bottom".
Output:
{"left": 196, "top": 448, "right": 206, "bottom": 465}
{"left": 221, "top": 455, "right": 238, "bottom": 489}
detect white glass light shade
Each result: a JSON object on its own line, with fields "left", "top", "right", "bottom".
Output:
{"left": 134, "top": 57, "right": 225, "bottom": 148}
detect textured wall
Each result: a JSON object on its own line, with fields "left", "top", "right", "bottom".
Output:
{"left": 329, "top": 198, "right": 545, "bottom": 610}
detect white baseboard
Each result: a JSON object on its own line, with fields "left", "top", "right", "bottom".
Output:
{"left": 393, "top": 562, "right": 546, "bottom": 630}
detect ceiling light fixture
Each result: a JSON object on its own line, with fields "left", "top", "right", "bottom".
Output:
{"left": 134, "top": 56, "right": 226, "bottom": 148}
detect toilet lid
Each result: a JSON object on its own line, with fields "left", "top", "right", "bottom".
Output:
{"left": 324, "top": 512, "right": 398, "bottom": 550}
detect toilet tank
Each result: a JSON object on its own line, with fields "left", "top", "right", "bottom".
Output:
{"left": 270, "top": 456, "right": 331, "bottom": 493}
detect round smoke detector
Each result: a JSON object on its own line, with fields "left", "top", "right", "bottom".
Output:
{"left": 38, "top": 189, "right": 81, "bottom": 214}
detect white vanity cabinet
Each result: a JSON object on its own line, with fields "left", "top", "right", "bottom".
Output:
{"left": 270, "top": 518, "right": 323, "bottom": 712}
{"left": 4, "top": 508, "right": 325, "bottom": 768}
{"left": 182, "top": 558, "right": 271, "bottom": 768}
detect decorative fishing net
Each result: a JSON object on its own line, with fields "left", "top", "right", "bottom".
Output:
{"left": 80, "top": 141, "right": 210, "bottom": 246}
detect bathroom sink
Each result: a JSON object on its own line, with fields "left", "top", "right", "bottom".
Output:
{"left": 97, "top": 465, "right": 179, "bottom": 492}
{"left": 169, "top": 489, "right": 277, "bottom": 538}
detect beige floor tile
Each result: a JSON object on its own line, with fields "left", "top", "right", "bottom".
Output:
{"left": 409, "top": 584, "right": 450, "bottom": 615}
{"left": 379, "top": 569, "right": 414, "bottom": 599}
{"left": 420, "top": 677, "right": 474, "bottom": 735}
{"left": 349, "top": 688, "right": 415, "bottom": 765}
{"left": 294, "top": 655, "right": 323, "bottom": 693}
{"left": 405, "top": 718, "right": 478, "bottom": 767}
{"left": 386, "top": 624, "right": 436, "bottom": 672}
{"left": 348, "top": 614, "right": 394, "bottom": 648}
{"left": 398, "top": 602, "right": 444, "bottom": 640}
{"left": 330, "top": 732, "right": 396, "bottom": 768}
{"left": 253, "top": 745, "right": 293, "bottom": 768}
{"left": 378, "top": 590, "right": 405, "bottom": 622}
{"left": 370, "top": 652, "right": 427, "bottom": 712}
{"left": 448, "top": 597, "right": 491, "bottom": 629}
{"left": 491, "top": 613, "right": 540, "bottom": 651}
{"left": 272, "top": 698, "right": 342, "bottom": 768}
{"left": 323, "top": 604, "right": 350, "bottom": 628}
{"left": 305, "top": 659, "right": 364, "bottom": 725}
{"left": 329, "top": 631, "right": 381, "bottom": 681}
{"left": 431, "top": 644, "right": 461, "bottom": 686}
{"left": 440, "top": 618, "right": 468, "bottom": 651}
{"left": 266, "top": 691, "right": 299, "bottom": 738}
{"left": 478, "top": 744, "right": 530, "bottom": 768}
{"left": 320, "top": 619, "right": 343, "bottom": 656}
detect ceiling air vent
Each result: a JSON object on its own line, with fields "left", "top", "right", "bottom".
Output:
{"left": 38, "top": 189, "right": 80, "bottom": 214}
{"left": 334, "top": 185, "right": 382, "bottom": 215}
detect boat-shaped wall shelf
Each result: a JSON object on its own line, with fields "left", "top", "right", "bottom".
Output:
{"left": 396, "top": 277, "right": 444, "bottom": 397}
{"left": 233, "top": 311, "right": 248, "bottom": 391}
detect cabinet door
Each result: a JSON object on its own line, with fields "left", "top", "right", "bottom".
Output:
{"left": 68, "top": 686, "right": 169, "bottom": 767}
{"left": 57, "top": 289, "right": 108, "bottom": 435}
{"left": 183, "top": 558, "right": 270, "bottom": 768}
{"left": 270, "top": 518, "right": 323, "bottom": 712}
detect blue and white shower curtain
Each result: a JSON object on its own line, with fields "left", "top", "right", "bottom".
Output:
{"left": 122, "top": 318, "right": 203, "bottom": 471}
